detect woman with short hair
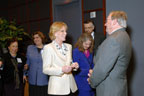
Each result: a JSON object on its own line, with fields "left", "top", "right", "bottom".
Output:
{"left": 42, "top": 21, "right": 79, "bottom": 96}
{"left": 3, "top": 38, "right": 27, "bottom": 96}
{"left": 26, "top": 31, "right": 49, "bottom": 96}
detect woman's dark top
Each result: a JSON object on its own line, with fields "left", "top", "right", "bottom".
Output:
{"left": 3, "top": 52, "right": 26, "bottom": 84}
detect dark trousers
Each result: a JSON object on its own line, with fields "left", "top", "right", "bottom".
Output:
{"left": 49, "top": 91, "right": 78, "bottom": 96}
{"left": 0, "top": 78, "right": 3, "bottom": 96}
{"left": 4, "top": 82, "right": 24, "bottom": 96}
{"left": 29, "top": 84, "right": 49, "bottom": 96}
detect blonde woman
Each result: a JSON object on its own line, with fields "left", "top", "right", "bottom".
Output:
{"left": 42, "top": 22, "right": 79, "bottom": 96}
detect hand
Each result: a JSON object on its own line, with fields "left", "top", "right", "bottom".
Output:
{"left": 71, "top": 62, "right": 79, "bottom": 69}
{"left": 62, "top": 66, "right": 72, "bottom": 73}
{"left": 23, "top": 76, "right": 28, "bottom": 83}
{"left": 24, "top": 64, "right": 28, "bottom": 70}
{"left": 87, "top": 78, "right": 90, "bottom": 84}
{"left": 88, "top": 69, "right": 93, "bottom": 77}
{"left": 87, "top": 69, "right": 93, "bottom": 84}
{"left": 0, "top": 61, "right": 2, "bottom": 67}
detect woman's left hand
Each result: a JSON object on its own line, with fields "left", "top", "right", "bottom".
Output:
{"left": 71, "top": 62, "right": 79, "bottom": 69}
{"left": 62, "top": 66, "right": 72, "bottom": 73}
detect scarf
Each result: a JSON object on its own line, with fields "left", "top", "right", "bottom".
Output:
{"left": 11, "top": 58, "right": 20, "bottom": 89}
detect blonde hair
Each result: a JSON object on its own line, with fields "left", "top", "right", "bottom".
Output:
{"left": 110, "top": 11, "right": 127, "bottom": 28}
{"left": 49, "top": 21, "right": 68, "bottom": 40}
{"left": 75, "top": 33, "right": 94, "bottom": 53}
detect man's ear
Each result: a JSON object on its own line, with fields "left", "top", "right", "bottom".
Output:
{"left": 112, "top": 19, "right": 118, "bottom": 26}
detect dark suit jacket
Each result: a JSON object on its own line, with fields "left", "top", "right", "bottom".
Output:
{"left": 73, "top": 48, "right": 94, "bottom": 91}
{"left": 90, "top": 28, "right": 132, "bottom": 96}
{"left": 93, "top": 32, "right": 106, "bottom": 55}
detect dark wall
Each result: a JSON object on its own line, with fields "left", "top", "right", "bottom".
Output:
{"left": 0, "top": 0, "right": 51, "bottom": 53}
{"left": 83, "top": 0, "right": 103, "bottom": 10}
{"left": 0, "top": 1, "right": 8, "bottom": 19}
{"left": 83, "top": 0, "right": 105, "bottom": 35}
{"left": 106, "top": 0, "right": 144, "bottom": 96}
{"left": 52, "top": 0, "right": 82, "bottom": 46}
{"left": 0, "top": 0, "right": 51, "bottom": 38}
{"left": 0, "top": 0, "right": 105, "bottom": 45}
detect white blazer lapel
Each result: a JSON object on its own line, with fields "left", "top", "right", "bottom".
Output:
{"left": 65, "top": 44, "right": 72, "bottom": 66}
{"left": 51, "top": 43, "right": 67, "bottom": 61}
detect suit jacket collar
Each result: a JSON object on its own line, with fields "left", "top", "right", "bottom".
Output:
{"left": 31, "top": 45, "right": 44, "bottom": 55}
{"left": 110, "top": 28, "right": 125, "bottom": 35}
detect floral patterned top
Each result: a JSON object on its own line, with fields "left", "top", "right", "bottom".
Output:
{"left": 52, "top": 40, "right": 68, "bottom": 57}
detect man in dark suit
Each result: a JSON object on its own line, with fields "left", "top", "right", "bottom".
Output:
{"left": 84, "top": 20, "right": 105, "bottom": 54}
{"left": 88, "top": 11, "right": 132, "bottom": 96}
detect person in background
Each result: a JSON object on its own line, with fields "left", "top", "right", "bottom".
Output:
{"left": 0, "top": 45, "right": 3, "bottom": 96}
{"left": 3, "top": 38, "right": 27, "bottom": 96}
{"left": 26, "top": 31, "right": 49, "bottom": 96}
{"left": 88, "top": 11, "right": 132, "bottom": 96}
{"left": 84, "top": 20, "right": 95, "bottom": 39}
{"left": 42, "top": 21, "right": 79, "bottom": 96}
{"left": 73, "top": 33, "right": 95, "bottom": 96}
{"left": 84, "top": 20, "right": 105, "bottom": 54}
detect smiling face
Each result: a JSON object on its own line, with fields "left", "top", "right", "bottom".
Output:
{"left": 8, "top": 41, "right": 18, "bottom": 55}
{"left": 33, "top": 34, "right": 43, "bottom": 46}
{"left": 55, "top": 26, "right": 67, "bottom": 42}
{"left": 83, "top": 39, "right": 92, "bottom": 50}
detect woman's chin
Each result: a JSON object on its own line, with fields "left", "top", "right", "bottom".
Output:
{"left": 62, "top": 38, "right": 66, "bottom": 42}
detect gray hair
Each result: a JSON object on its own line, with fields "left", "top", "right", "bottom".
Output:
{"left": 110, "top": 11, "right": 127, "bottom": 28}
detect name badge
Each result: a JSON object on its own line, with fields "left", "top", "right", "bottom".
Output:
{"left": 17, "top": 58, "right": 22, "bottom": 63}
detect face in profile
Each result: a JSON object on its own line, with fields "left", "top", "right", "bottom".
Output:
{"left": 33, "top": 34, "right": 43, "bottom": 46}
{"left": 84, "top": 22, "right": 94, "bottom": 34}
{"left": 8, "top": 41, "right": 18, "bottom": 54}
{"left": 55, "top": 26, "right": 67, "bottom": 42}
{"left": 105, "top": 14, "right": 114, "bottom": 34}
{"left": 83, "top": 39, "right": 91, "bottom": 50}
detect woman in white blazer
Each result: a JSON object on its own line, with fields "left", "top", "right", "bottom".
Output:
{"left": 42, "top": 22, "right": 79, "bottom": 96}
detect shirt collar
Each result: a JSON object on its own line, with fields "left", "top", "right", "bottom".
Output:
{"left": 52, "top": 40, "right": 68, "bottom": 52}
{"left": 91, "top": 31, "right": 94, "bottom": 39}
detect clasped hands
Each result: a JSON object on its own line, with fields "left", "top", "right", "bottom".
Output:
{"left": 62, "top": 62, "right": 79, "bottom": 73}
{"left": 87, "top": 69, "right": 93, "bottom": 84}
